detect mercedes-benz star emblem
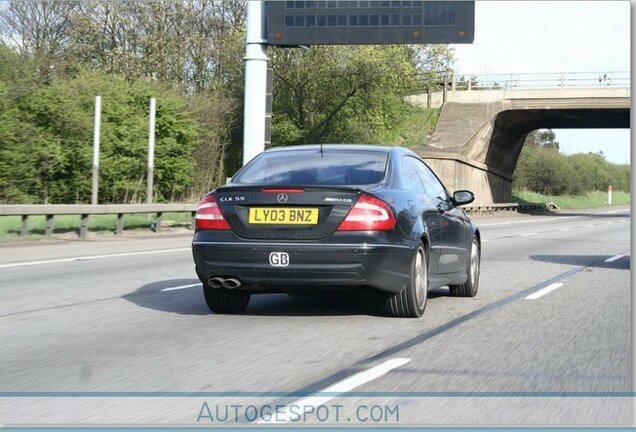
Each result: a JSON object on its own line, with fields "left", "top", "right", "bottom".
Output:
{"left": 277, "top": 193, "right": 288, "bottom": 203}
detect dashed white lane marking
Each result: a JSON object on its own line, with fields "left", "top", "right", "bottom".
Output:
{"left": 585, "top": 224, "right": 594, "bottom": 228}
{"left": 257, "top": 358, "right": 411, "bottom": 424}
{"left": 160, "top": 283, "right": 201, "bottom": 292}
{"left": 525, "top": 283, "right": 564, "bottom": 300}
{"left": 482, "top": 239, "right": 491, "bottom": 242}
{"left": 560, "top": 227, "right": 571, "bottom": 231}
{"left": 605, "top": 254, "right": 626, "bottom": 263}
{"left": 0, "top": 248, "right": 190, "bottom": 270}
{"left": 520, "top": 232, "right": 538, "bottom": 237}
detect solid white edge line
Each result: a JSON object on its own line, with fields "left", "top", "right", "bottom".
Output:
{"left": 479, "top": 216, "right": 579, "bottom": 227}
{"left": 160, "top": 283, "right": 201, "bottom": 292}
{"left": 257, "top": 357, "right": 411, "bottom": 424}
{"left": 0, "top": 247, "right": 190, "bottom": 269}
{"left": 605, "top": 254, "right": 626, "bottom": 263}
{"left": 478, "top": 208, "right": 629, "bottom": 228}
{"left": 520, "top": 232, "right": 538, "bottom": 237}
{"left": 525, "top": 283, "right": 564, "bottom": 300}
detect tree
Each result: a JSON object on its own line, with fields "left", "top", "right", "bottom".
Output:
{"left": 513, "top": 140, "right": 630, "bottom": 195}
{"left": 537, "top": 129, "right": 559, "bottom": 151}
{"left": 514, "top": 145, "right": 578, "bottom": 195}
{"left": 0, "top": 0, "right": 78, "bottom": 83}
{"left": 455, "top": 75, "right": 479, "bottom": 90}
{"left": 0, "top": 2, "right": 472, "bottom": 198}
{"left": 185, "top": 88, "right": 236, "bottom": 198}
{"left": 525, "top": 129, "right": 559, "bottom": 150}
{"left": 271, "top": 45, "right": 420, "bottom": 146}
{"left": 413, "top": 44, "right": 454, "bottom": 91}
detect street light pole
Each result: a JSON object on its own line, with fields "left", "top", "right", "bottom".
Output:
{"left": 242, "top": 0, "right": 269, "bottom": 166}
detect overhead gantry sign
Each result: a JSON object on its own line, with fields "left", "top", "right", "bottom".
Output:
{"left": 266, "top": 1, "right": 475, "bottom": 46}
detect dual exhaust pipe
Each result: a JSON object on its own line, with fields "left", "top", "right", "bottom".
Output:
{"left": 208, "top": 277, "right": 241, "bottom": 289}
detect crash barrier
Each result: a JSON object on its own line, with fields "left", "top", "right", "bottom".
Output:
{"left": 463, "top": 202, "right": 559, "bottom": 216}
{"left": 0, "top": 204, "right": 197, "bottom": 239}
{"left": 0, "top": 201, "right": 560, "bottom": 239}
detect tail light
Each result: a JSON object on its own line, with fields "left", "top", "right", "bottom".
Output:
{"left": 195, "top": 194, "right": 230, "bottom": 230}
{"left": 337, "top": 194, "right": 396, "bottom": 231}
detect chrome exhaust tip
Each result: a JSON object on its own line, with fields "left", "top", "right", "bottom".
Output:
{"left": 222, "top": 278, "right": 241, "bottom": 289}
{"left": 207, "top": 277, "right": 224, "bottom": 289}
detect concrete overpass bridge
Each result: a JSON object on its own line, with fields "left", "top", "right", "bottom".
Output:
{"left": 409, "top": 72, "right": 630, "bottom": 204}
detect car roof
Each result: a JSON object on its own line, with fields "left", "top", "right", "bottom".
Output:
{"left": 263, "top": 144, "right": 414, "bottom": 156}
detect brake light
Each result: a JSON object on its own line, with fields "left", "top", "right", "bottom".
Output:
{"left": 262, "top": 188, "right": 304, "bottom": 193}
{"left": 195, "top": 194, "right": 230, "bottom": 230}
{"left": 337, "top": 194, "right": 396, "bottom": 231}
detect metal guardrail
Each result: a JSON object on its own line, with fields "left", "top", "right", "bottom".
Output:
{"left": 0, "top": 201, "right": 561, "bottom": 239}
{"left": 464, "top": 202, "right": 559, "bottom": 216}
{"left": 0, "top": 204, "right": 197, "bottom": 239}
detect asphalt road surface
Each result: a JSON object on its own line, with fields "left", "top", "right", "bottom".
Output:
{"left": 0, "top": 207, "right": 631, "bottom": 426}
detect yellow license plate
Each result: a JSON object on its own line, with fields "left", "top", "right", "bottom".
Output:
{"left": 248, "top": 208, "right": 319, "bottom": 225}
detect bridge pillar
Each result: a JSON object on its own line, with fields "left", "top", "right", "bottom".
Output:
{"left": 422, "top": 152, "right": 513, "bottom": 204}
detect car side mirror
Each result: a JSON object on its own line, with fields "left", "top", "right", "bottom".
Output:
{"left": 452, "top": 190, "right": 475, "bottom": 206}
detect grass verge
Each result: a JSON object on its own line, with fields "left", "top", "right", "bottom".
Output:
{"left": 513, "top": 190, "right": 631, "bottom": 210}
{"left": 379, "top": 105, "right": 439, "bottom": 147}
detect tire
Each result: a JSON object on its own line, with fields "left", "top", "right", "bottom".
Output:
{"left": 203, "top": 286, "right": 251, "bottom": 314}
{"left": 386, "top": 241, "right": 428, "bottom": 318}
{"left": 449, "top": 237, "right": 480, "bottom": 298}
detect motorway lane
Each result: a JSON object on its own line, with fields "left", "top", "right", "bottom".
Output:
{"left": 0, "top": 207, "right": 631, "bottom": 425}
{"left": 343, "top": 246, "right": 631, "bottom": 425}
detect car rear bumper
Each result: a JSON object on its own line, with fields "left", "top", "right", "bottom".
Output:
{"left": 192, "top": 235, "right": 415, "bottom": 294}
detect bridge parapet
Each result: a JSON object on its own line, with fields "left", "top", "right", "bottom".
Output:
{"left": 449, "top": 71, "right": 629, "bottom": 91}
{"left": 446, "top": 87, "right": 630, "bottom": 104}
{"left": 407, "top": 71, "right": 630, "bottom": 108}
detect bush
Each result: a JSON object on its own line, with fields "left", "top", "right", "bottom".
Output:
{"left": 513, "top": 144, "right": 630, "bottom": 195}
{"left": 0, "top": 68, "right": 201, "bottom": 204}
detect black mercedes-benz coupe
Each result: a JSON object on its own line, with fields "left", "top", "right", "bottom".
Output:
{"left": 192, "top": 145, "right": 480, "bottom": 318}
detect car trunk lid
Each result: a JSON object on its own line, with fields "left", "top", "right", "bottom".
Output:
{"left": 215, "top": 185, "right": 363, "bottom": 240}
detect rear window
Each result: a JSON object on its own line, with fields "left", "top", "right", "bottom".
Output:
{"left": 234, "top": 149, "right": 388, "bottom": 185}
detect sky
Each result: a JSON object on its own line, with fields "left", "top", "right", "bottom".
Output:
{"left": 450, "top": 0, "right": 631, "bottom": 165}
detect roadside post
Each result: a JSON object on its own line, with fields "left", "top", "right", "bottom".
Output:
{"left": 147, "top": 97, "right": 156, "bottom": 205}
{"left": 147, "top": 97, "right": 157, "bottom": 220}
{"left": 608, "top": 184, "right": 612, "bottom": 205}
{"left": 91, "top": 96, "right": 101, "bottom": 205}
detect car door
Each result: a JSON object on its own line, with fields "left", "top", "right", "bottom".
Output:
{"left": 401, "top": 157, "right": 442, "bottom": 274}
{"left": 411, "top": 158, "right": 469, "bottom": 274}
